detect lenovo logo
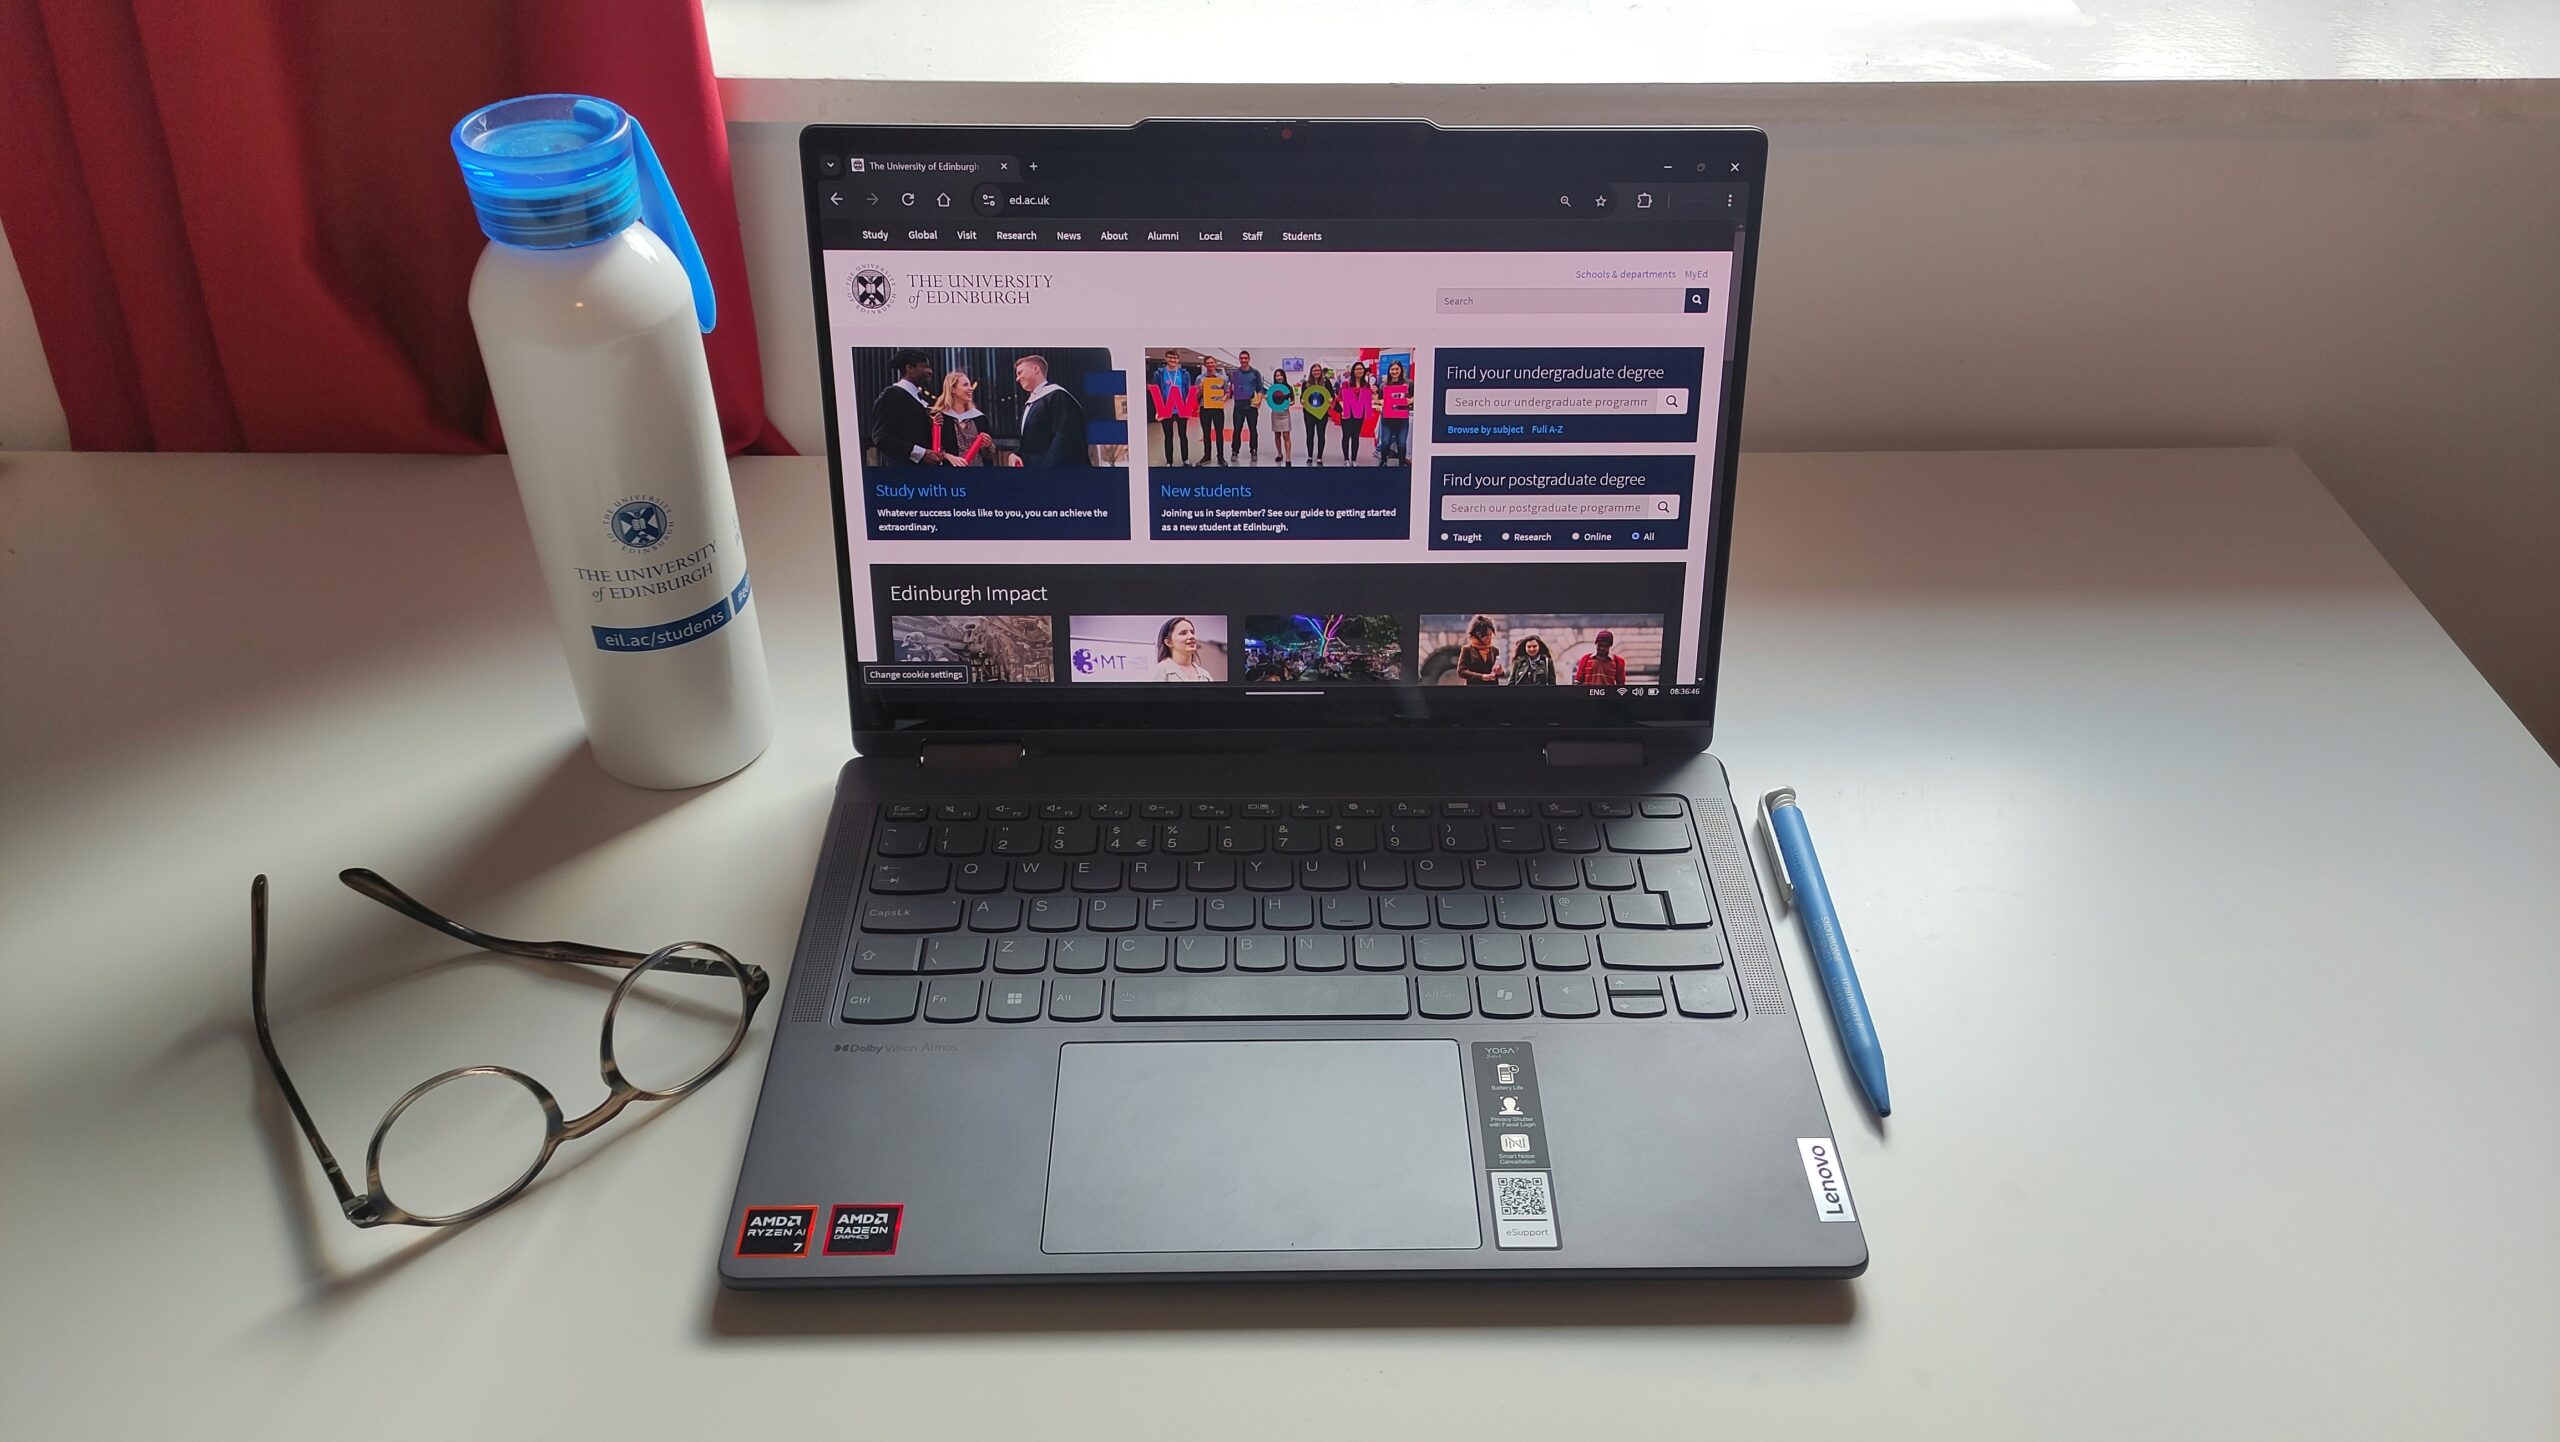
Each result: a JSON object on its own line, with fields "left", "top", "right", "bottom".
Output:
{"left": 1796, "top": 1138, "right": 1858, "bottom": 1223}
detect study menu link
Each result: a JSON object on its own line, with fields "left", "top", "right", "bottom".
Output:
{"left": 863, "top": 470, "right": 1131, "bottom": 541}
{"left": 1432, "top": 347, "right": 1708, "bottom": 445}
{"left": 1429, "top": 456, "right": 1695, "bottom": 551}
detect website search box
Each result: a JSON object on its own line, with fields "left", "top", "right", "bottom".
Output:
{"left": 1435, "top": 288, "right": 1683, "bottom": 315}
{"left": 1442, "top": 387, "right": 1691, "bottom": 416}
{"left": 1440, "top": 494, "right": 1684, "bottom": 523}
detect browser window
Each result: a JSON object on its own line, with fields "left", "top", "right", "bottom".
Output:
{"left": 804, "top": 125, "right": 1760, "bottom": 728}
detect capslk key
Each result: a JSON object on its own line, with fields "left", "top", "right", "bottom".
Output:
{"left": 859, "top": 897, "right": 963, "bottom": 933}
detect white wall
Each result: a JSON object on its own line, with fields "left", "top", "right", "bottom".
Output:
{"left": 0, "top": 217, "right": 71, "bottom": 451}
{"left": 724, "top": 82, "right": 2560, "bottom": 758}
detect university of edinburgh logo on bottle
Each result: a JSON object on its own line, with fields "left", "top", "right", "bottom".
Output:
{"left": 851, "top": 267, "right": 892, "bottom": 312}
{"left": 608, "top": 496, "right": 670, "bottom": 551}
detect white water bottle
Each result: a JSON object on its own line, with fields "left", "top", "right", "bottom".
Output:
{"left": 451, "top": 94, "right": 772, "bottom": 788}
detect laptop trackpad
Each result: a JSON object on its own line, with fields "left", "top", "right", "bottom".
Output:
{"left": 1042, "top": 1040, "right": 1483, "bottom": 1253}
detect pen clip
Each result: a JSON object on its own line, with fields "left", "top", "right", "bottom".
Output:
{"left": 1758, "top": 787, "right": 1798, "bottom": 909}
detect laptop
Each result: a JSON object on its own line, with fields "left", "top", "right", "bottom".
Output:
{"left": 720, "top": 119, "right": 1866, "bottom": 1283}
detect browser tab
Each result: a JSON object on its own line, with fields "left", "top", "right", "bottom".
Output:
{"left": 840, "top": 153, "right": 1024, "bottom": 182}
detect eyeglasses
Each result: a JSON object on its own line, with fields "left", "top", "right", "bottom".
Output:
{"left": 250, "top": 870, "right": 768, "bottom": 1227}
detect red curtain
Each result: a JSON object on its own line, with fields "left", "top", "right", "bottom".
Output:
{"left": 0, "top": 0, "right": 783, "bottom": 453}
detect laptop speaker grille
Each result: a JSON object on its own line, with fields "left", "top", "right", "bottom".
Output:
{"left": 782, "top": 806, "right": 867, "bottom": 1025}
{"left": 1701, "top": 815, "right": 1789, "bottom": 1016}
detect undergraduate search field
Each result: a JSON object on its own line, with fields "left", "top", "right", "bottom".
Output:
{"left": 1442, "top": 387, "right": 1691, "bottom": 416}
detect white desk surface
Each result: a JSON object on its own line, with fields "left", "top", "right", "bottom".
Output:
{"left": 3, "top": 447, "right": 2554, "bottom": 1440}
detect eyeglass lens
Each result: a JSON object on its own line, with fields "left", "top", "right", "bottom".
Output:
{"left": 374, "top": 1070, "right": 551, "bottom": 1219}
{"left": 609, "top": 949, "right": 752, "bottom": 1096}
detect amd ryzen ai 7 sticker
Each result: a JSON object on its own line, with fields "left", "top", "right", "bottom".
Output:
{"left": 825, "top": 1204, "right": 904, "bottom": 1256}
{"left": 1797, "top": 1138, "right": 1858, "bottom": 1222}
{"left": 734, "top": 1206, "right": 816, "bottom": 1258}
{"left": 1472, "top": 1042, "right": 1558, "bottom": 1248}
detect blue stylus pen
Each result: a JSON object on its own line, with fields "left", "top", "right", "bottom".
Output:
{"left": 1759, "top": 788, "right": 1891, "bottom": 1117}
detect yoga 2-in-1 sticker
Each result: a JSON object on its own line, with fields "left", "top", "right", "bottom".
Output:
{"left": 1472, "top": 1042, "right": 1560, "bottom": 1248}
{"left": 733, "top": 1206, "right": 816, "bottom": 1258}
{"left": 825, "top": 1204, "right": 904, "bottom": 1256}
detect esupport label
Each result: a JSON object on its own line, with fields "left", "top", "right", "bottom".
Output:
{"left": 1796, "top": 1138, "right": 1858, "bottom": 1222}
{"left": 1472, "top": 1042, "right": 1559, "bottom": 1248}
{"left": 733, "top": 1205, "right": 816, "bottom": 1258}
{"left": 825, "top": 1204, "right": 904, "bottom": 1256}
{"left": 592, "top": 573, "right": 753, "bottom": 653}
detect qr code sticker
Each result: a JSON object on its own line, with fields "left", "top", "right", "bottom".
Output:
{"left": 1493, "top": 1171, "right": 1553, "bottom": 1220}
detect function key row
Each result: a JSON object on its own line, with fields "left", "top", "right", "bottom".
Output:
{"left": 875, "top": 816, "right": 1696, "bottom": 861}
{"left": 870, "top": 853, "right": 1697, "bottom": 896}
{"left": 881, "top": 796, "right": 1690, "bottom": 824}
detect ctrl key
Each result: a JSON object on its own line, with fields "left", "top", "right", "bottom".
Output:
{"left": 841, "top": 977, "right": 921, "bottom": 1024}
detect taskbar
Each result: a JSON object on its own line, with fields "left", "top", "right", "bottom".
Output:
{"left": 865, "top": 663, "right": 1704, "bottom": 702}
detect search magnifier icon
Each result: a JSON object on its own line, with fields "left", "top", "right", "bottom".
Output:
{"left": 1654, "top": 499, "right": 1673, "bottom": 515}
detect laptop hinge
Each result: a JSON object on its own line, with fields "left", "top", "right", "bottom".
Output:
{"left": 1543, "top": 740, "right": 1648, "bottom": 767}
{"left": 919, "top": 742, "right": 1027, "bottom": 770}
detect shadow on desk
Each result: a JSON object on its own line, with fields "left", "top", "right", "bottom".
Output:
{"left": 703, "top": 1275, "right": 1856, "bottom": 1336}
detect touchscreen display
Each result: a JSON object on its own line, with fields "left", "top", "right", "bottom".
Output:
{"left": 805, "top": 124, "right": 1761, "bottom": 729}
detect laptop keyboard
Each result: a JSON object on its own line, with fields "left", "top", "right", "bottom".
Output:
{"left": 839, "top": 795, "right": 1739, "bottom": 1025}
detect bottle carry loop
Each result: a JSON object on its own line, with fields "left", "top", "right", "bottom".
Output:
{"left": 628, "top": 120, "right": 716, "bottom": 333}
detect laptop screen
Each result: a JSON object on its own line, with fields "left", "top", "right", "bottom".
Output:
{"left": 802, "top": 122, "right": 1764, "bottom": 737}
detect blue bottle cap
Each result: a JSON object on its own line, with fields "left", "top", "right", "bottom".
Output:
{"left": 450, "top": 94, "right": 717, "bottom": 332}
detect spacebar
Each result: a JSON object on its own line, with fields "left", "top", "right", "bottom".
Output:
{"left": 1112, "top": 976, "right": 1411, "bottom": 1021}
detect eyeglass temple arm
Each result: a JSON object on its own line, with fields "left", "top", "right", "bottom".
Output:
{"left": 337, "top": 869, "right": 769, "bottom": 1000}
{"left": 249, "top": 876, "right": 376, "bottom": 1221}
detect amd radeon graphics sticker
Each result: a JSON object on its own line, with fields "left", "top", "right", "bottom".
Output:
{"left": 826, "top": 1204, "right": 904, "bottom": 1255}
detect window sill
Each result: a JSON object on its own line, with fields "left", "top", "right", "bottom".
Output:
{"left": 707, "top": 0, "right": 2558, "bottom": 123}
